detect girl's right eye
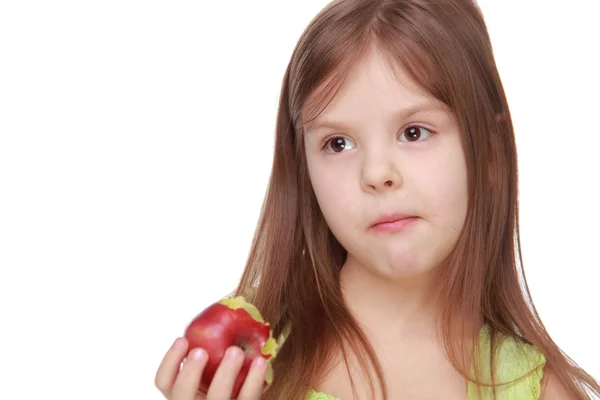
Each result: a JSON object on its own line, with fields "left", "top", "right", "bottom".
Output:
{"left": 321, "top": 136, "right": 356, "bottom": 153}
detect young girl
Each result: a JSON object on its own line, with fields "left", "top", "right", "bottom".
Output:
{"left": 155, "top": 0, "right": 600, "bottom": 399}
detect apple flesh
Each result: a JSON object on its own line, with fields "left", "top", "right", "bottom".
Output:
{"left": 183, "top": 296, "right": 278, "bottom": 398}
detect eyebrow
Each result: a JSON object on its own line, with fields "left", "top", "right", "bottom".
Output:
{"left": 304, "top": 101, "right": 448, "bottom": 133}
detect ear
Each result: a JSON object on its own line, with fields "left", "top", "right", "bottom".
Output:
{"left": 495, "top": 112, "right": 508, "bottom": 122}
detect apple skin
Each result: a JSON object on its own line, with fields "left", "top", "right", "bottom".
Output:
{"left": 183, "top": 296, "right": 277, "bottom": 398}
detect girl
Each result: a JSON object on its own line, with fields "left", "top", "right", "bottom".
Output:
{"left": 155, "top": 0, "right": 600, "bottom": 399}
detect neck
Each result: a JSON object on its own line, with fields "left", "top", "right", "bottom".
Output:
{"left": 339, "top": 257, "right": 444, "bottom": 341}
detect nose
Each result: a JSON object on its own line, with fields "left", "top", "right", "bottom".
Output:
{"left": 360, "top": 147, "right": 403, "bottom": 192}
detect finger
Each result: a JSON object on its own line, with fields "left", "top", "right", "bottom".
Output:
{"left": 155, "top": 337, "right": 189, "bottom": 396}
{"left": 205, "top": 346, "right": 245, "bottom": 400}
{"left": 171, "top": 348, "right": 209, "bottom": 400}
{"left": 237, "top": 357, "right": 268, "bottom": 400}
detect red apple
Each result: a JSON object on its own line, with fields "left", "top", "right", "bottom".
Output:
{"left": 183, "top": 296, "right": 278, "bottom": 398}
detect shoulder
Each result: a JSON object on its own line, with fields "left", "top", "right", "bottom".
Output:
{"left": 539, "top": 367, "right": 578, "bottom": 400}
{"left": 494, "top": 332, "right": 546, "bottom": 374}
{"left": 306, "top": 389, "right": 341, "bottom": 400}
{"left": 478, "top": 326, "right": 546, "bottom": 379}
{"left": 471, "top": 326, "right": 547, "bottom": 399}
{"left": 494, "top": 333, "right": 547, "bottom": 399}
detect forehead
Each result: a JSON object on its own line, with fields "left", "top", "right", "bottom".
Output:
{"left": 302, "top": 57, "right": 448, "bottom": 133}
{"left": 301, "top": 50, "right": 447, "bottom": 132}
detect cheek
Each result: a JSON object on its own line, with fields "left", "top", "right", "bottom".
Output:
{"left": 420, "top": 151, "right": 469, "bottom": 230}
{"left": 311, "top": 175, "right": 349, "bottom": 211}
{"left": 307, "top": 160, "right": 358, "bottom": 225}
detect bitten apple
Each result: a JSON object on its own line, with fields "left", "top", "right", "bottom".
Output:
{"left": 183, "top": 296, "right": 278, "bottom": 397}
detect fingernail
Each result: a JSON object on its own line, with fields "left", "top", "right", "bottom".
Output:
{"left": 226, "top": 346, "right": 242, "bottom": 360}
{"left": 191, "top": 349, "right": 207, "bottom": 361}
{"left": 172, "top": 337, "right": 184, "bottom": 349}
{"left": 253, "top": 357, "right": 266, "bottom": 369}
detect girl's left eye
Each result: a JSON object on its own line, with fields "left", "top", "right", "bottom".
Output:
{"left": 399, "top": 125, "right": 433, "bottom": 142}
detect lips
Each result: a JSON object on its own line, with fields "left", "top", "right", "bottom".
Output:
{"left": 369, "top": 213, "right": 418, "bottom": 232}
{"left": 370, "top": 213, "right": 415, "bottom": 227}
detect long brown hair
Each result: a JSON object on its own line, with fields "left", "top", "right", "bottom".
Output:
{"left": 233, "top": 0, "right": 600, "bottom": 398}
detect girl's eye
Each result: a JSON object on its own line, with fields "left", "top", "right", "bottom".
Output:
{"left": 322, "top": 136, "right": 356, "bottom": 153}
{"left": 399, "top": 125, "right": 433, "bottom": 142}
{"left": 321, "top": 126, "right": 432, "bottom": 153}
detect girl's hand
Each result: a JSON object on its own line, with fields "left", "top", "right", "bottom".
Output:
{"left": 155, "top": 337, "right": 268, "bottom": 400}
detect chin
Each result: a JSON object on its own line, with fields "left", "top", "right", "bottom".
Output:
{"left": 378, "top": 263, "right": 435, "bottom": 281}
{"left": 342, "top": 237, "right": 444, "bottom": 278}
{"left": 347, "top": 254, "right": 434, "bottom": 281}
{"left": 370, "top": 249, "right": 442, "bottom": 279}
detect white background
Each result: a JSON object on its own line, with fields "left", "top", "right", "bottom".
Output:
{"left": 0, "top": 1, "right": 598, "bottom": 399}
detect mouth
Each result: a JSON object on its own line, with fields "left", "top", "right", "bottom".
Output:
{"left": 369, "top": 213, "right": 419, "bottom": 232}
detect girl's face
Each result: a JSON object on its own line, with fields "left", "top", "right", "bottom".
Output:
{"left": 303, "top": 49, "right": 468, "bottom": 280}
